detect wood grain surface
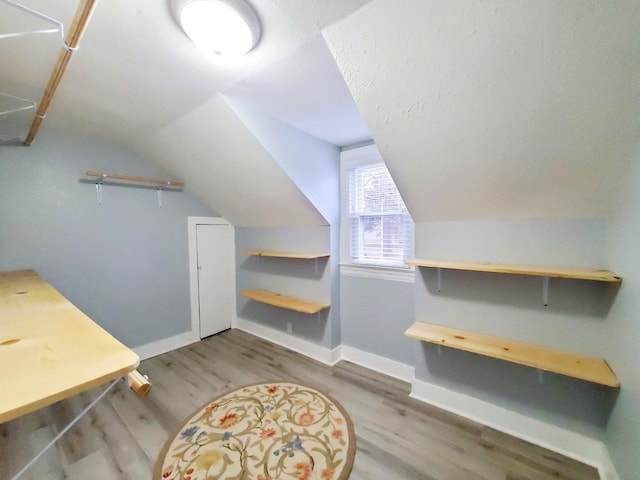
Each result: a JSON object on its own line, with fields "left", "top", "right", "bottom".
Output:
{"left": 406, "top": 258, "right": 621, "bottom": 282}
{"left": 0, "top": 329, "right": 598, "bottom": 479}
{"left": 0, "top": 270, "right": 139, "bottom": 423}
{"left": 405, "top": 321, "right": 619, "bottom": 387}
{"left": 242, "top": 288, "right": 330, "bottom": 314}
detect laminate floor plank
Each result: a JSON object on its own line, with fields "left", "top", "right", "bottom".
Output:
{"left": 106, "top": 384, "right": 169, "bottom": 462}
{"left": 480, "top": 429, "right": 597, "bottom": 480}
{"left": 0, "top": 329, "right": 600, "bottom": 480}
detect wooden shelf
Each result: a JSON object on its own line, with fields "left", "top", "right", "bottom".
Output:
{"left": 405, "top": 322, "right": 619, "bottom": 387}
{"left": 86, "top": 170, "right": 184, "bottom": 188}
{"left": 242, "top": 288, "right": 330, "bottom": 314}
{"left": 406, "top": 259, "right": 621, "bottom": 282}
{"left": 243, "top": 249, "right": 329, "bottom": 260}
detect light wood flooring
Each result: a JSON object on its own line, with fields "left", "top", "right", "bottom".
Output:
{"left": 0, "top": 329, "right": 600, "bottom": 480}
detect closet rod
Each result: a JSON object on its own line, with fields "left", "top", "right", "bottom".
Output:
{"left": 24, "top": 0, "right": 100, "bottom": 146}
{"left": 86, "top": 171, "right": 185, "bottom": 187}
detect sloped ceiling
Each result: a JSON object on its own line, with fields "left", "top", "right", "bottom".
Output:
{"left": 137, "top": 94, "right": 327, "bottom": 227}
{"left": 0, "top": 0, "right": 371, "bottom": 143}
{"left": 324, "top": 0, "right": 640, "bottom": 222}
{"left": 225, "top": 35, "right": 370, "bottom": 146}
{"left": 2, "top": 0, "right": 639, "bottom": 226}
{"left": 0, "top": 0, "right": 372, "bottom": 227}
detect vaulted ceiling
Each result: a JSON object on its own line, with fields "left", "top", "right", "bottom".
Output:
{"left": 324, "top": 1, "right": 640, "bottom": 221}
{"left": 1, "top": 0, "right": 639, "bottom": 226}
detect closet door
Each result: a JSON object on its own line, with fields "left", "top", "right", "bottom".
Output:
{"left": 196, "top": 223, "right": 234, "bottom": 338}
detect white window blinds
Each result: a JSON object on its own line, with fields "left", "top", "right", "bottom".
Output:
{"left": 348, "top": 162, "right": 413, "bottom": 267}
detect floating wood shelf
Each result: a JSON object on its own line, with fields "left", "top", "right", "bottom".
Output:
{"left": 406, "top": 259, "right": 621, "bottom": 282}
{"left": 86, "top": 171, "right": 184, "bottom": 188}
{"left": 243, "top": 249, "right": 329, "bottom": 260}
{"left": 405, "top": 322, "right": 619, "bottom": 387}
{"left": 242, "top": 288, "right": 330, "bottom": 314}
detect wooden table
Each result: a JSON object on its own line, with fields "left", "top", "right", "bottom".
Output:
{"left": 0, "top": 269, "right": 142, "bottom": 478}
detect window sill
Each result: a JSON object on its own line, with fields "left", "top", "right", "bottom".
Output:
{"left": 339, "top": 263, "right": 415, "bottom": 283}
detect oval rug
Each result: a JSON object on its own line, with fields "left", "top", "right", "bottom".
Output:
{"left": 155, "top": 382, "right": 356, "bottom": 480}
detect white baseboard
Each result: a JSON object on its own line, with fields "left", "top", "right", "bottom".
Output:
{"left": 340, "top": 345, "right": 414, "bottom": 382}
{"left": 140, "top": 325, "right": 619, "bottom": 480}
{"left": 410, "top": 378, "right": 617, "bottom": 479}
{"left": 232, "top": 320, "right": 415, "bottom": 381}
{"left": 598, "top": 444, "right": 620, "bottom": 480}
{"left": 133, "top": 331, "right": 200, "bottom": 361}
{"left": 234, "top": 317, "right": 339, "bottom": 366}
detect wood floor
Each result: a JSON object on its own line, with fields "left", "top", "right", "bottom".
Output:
{"left": 0, "top": 329, "right": 599, "bottom": 480}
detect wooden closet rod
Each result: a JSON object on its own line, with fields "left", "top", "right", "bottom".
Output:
{"left": 24, "top": 0, "right": 100, "bottom": 146}
{"left": 86, "top": 170, "right": 185, "bottom": 187}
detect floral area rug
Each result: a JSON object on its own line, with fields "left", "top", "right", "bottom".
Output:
{"left": 155, "top": 382, "right": 356, "bottom": 480}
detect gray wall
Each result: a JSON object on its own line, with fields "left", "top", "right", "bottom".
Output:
{"left": 340, "top": 275, "right": 415, "bottom": 365}
{"left": 603, "top": 152, "right": 640, "bottom": 480}
{"left": 412, "top": 219, "right": 618, "bottom": 440}
{"left": 0, "top": 128, "right": 214, "bottom": 347}
{"left": 235, "top": 226, "right": 335, "bottom": 347}
{"left": 227, "top": 101, "right": 342, "bottom": 347}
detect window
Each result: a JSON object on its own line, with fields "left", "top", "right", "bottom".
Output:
{"left": 341, "top": 145, "right": 413, "bottom": 269}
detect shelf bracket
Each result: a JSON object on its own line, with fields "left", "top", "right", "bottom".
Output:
{"left": 157, "top": 188, "right": 163, "bottom": 208}
{"left": 314, "top": 258, "right": 318, "bottom": 276}
{"left": 542, "top": 277, "right": 550, "bottom": 306}
{"left": 537, "top": 369, "right": 545, "bottom": 385}
{"left": 437, "top": 344, "right": 442, "bottom": 356}
{"left": 437, "top": 268, "right": 442, "bottom": 292}
{"left": 95, "top": 181, "right": 103, "bottom": 206}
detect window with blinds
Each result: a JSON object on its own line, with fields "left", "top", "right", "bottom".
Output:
{"left": 348, "top": 162, "right": 413, "bottom": 267}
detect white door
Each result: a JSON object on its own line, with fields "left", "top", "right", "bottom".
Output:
{"left": 196, "top": 223, "right": 234, "bottom": 338}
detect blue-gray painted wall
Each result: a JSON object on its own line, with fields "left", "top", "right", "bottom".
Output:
{"left": 0, "top": 128, "right": 214, "bottom": 347}
{"left": 412, "top": 218, "right": 617, "bottom": 440}
{"left": 235, "top": 226, "right": 335, "bottom": 347}
{"left": 225, "top": 100, "right": 342, "bottom": 348}
{"left": 603, "top": 151, "right": 640, "bottom": 480}
{"left": 340, "top": 274, "right": 415, "bottom": 365}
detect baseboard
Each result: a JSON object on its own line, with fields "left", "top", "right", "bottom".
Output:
{"left": 234, "top": 317, "right": 339, "bottom": 366}
{"left": 133, "top": 331, "right": 200, "bottom": 361}
{"left": 340, "top": 345, "right": 414, "bottom": 382}
{"left": 598, "top": 445, "right": 620, "bottom": 480}
{"left": 410, "top": 378, "right": 616, "bottom": 478}
{"left": 142, "top": 324, "right": 619, "bottom": 479}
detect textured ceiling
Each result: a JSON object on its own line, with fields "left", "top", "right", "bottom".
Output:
{"left": 324, "top": 0, "right": 640, "bottom": 221}
{"left": 2, "top": 0, "right": 639, "bottom": 226}
{"left": 0, "top": 0, "right": 371, "bottom": 146}
{"left": 137, "top": 94, "right": 327, "bottom": 227}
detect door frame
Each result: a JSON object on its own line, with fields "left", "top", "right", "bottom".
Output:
{"left": 187, "top": 216, "right": 236, "bottom": 338}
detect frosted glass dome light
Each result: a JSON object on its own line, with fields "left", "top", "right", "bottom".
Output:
{"left": 173, "top": 0, "right": 260, "bottom": 57}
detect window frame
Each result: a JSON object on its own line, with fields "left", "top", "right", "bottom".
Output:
{"left": 339, "top": 144, "right": 415, "bottom": 281}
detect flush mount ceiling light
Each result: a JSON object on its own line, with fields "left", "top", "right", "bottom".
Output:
{"left": 172, "top": 0, "right": 261, "bottom": 57}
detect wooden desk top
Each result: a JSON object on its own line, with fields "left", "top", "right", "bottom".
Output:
{"left": 0, "top": 270, "right": 140, "bottom": 423}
